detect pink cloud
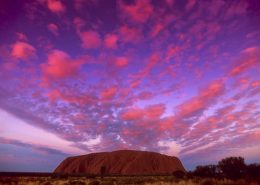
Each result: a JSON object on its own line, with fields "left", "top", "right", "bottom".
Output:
{"left": 130, "top": 79, "right": 140, "bottom": 88}
{"left": 137, "top": 91, "right": 153, "bottom": 100}
{"left": 100, "top": 86, "right": 117, "bottom": 100}
{"left": 73, "top": 17, "right": 86, "bottom": 33}
{"left": 251, "top": 80, "right": 260, "bottom": 88}
{"left": 182, "top": 127, "right": 260, "bottom": 159}
{"left": 165, "top": 0, "right": 174, "bottom": 6}
{"left": 74, "top": 0, "right": 85, "bottom": 10}
{"left": 80, "top": 30, "right": 101, "bottom": 49}
{"left": 144, "top": 104, "right": 165, "bottom": 119}
{"left": 16, "top": 32, "right": 27, "bottom": 41}
{"left": 225, "top": 0, "right": 248, "bottom": 18}
{"left": 231, "top": 77, "right": 250, "bottom": 90}
{"left": 42, "top": 49, "right": 84, "bottom": 79}
{"left": 46, "top": 88, "right": 96, "bottom": 105}
{"left": 120, "top": 0, "right": 153, "bottom": 23}
{"left": 104, "top": 34, "right": 118, "bottom": 49}
{"left": 188, "top": 21, "right": 221, "bottom": 50}
{"left": 150, "top": 23, "right": 165, "bottom": 38}
{"left": 243, "top": 47, "right": 259, "bottom": 54}
{"left": 114, "top": 57, "right": 128, "bottom": 67}
{"left": 200, "top": 80, "right": 225, "bottom": 98}
{"left": 119, "top": 25, "right": 142, "bottom": 43}
{"left": 206, "top": 22, "right": 221, "bottom": 37}
{"left": 206, "top": 0, "right": 225, "bottom": 17}
{"left": 47, "top": 89, "right": 61, "bottom": 102}
{"left": 157, "top": 116, "right": 174, "bottom": 131}
{"left": 46, "top": 0, "right": 66, "bottom": 14}
{"left": 145, "top": 53, "right": 160, "bottom": 72}
{"left": 166, "top": 45, "right": 181, "bottom": 60}
{"left": 177, "top": 99, "right": 205, "bottom": 118}
{"left": 181, "top": 99, "right": 260, "bottom": 153}
{"left": 0, "top": 137, "right": 68, "bottom": 156}
{"left": 186, "top": 0, "right": 196, "bottom": 11}
{"left": 48, "top": 23, "right": 59, "bottom": 36}
{"left": 129, "top": 53, "right": 161, "bottom": 87}
{"left": 177, "top": 80, "right": 225, "bottom": 119}
{"left": 121, "top": 103, "right": 165, "bottom": 122}
{"left": 216, "top": 105, "right": 235, "bottom": 116}
{"left": 121, "top": 108, "right": 144, "bottom": 121}
{"left": 11, "top": 41, "right": 36, "bottom": 60}
{"left": 229, "top": 47, "right": 260, "bottom": 76}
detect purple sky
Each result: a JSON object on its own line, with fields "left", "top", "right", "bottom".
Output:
{"left": 0, "top": 0, "right": 260, "bottom": 172}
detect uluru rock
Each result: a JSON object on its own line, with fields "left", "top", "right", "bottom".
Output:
{"left": 54, "top": 150, "right": 186, "bottom": 175}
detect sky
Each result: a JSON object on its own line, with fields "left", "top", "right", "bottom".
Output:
{"left": 0, "top": 0, "right": 259, "bottom": 172}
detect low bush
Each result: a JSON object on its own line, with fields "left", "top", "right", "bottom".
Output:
{"left": 88, "top": 180, "right": 100, "bottom": 185}
{"left": 200, "top": 179, "right": 215, "bottom": 185}
{"left": 42, "top": 181, "right": 53, "bottom": 185}
{"left": 68, "top": 180, "right": 86, "bottom": 185}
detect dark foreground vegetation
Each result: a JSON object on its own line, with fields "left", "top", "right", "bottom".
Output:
{"left": 190, "top": 156, "right": 260, "bottom": 181}
{"left": 0, "top": 156, "right": 259, "bottom": 185}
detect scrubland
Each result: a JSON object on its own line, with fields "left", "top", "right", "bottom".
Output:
{"left": 0, "top": 176, "right": 259, "bottom": 185}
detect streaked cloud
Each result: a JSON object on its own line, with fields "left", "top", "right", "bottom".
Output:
{"left": 0, "top": 0, "right": 259, "bottom": 171}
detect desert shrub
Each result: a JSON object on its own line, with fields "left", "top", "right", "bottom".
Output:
{"left": 233, "top": 179, "right": 247, "bottom": 185}
{"left": 218, "top": 157, "right": 246, "bottom": 179}
{"left": 117, "top": 177, "right": 145, "bottom": 185}
{"left": 87, "top": 175, "right": 96, "bottom": 179}
{"left": 193, "top": 165, "right": 218, "bottom": 178}
{"left": 199, "top": 179, "right": 215, "bottom": 185}
{"left": 51, "top": 173, "right": 69, "bottom": 179}
{"left": 185, "top": 171, "right": 194, "bottom": 179}
{"left": 246, "top": 163, "right": 260, "bottom": 182}
{"left": 173, "top": 170, "right": 186, "bottom": 179}
{"left": 100, "top": 181, "right": 115, "bottom": 185}
{"left": 42, "top": 181, "right": 53, "bottom": 185}
{"left": 1, "top": 177, "right": 19, "bottom": 184}
{"left": 88, "top": 180, "right": 100, "bottom": 185}
{"left": 68, "top": 180, "right": 86, "bottom": 185}
{"left": 175, "top": 179, "right": 195, "bottom": 185}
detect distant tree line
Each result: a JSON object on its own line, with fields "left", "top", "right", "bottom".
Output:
{"left": 188, "top": 156, "right": 260, "bottom": 181}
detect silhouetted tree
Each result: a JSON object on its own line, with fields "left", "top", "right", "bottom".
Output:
{"left": 246, "top": 163, "right": 260, "bottom": 182}
{"left": 186, "top": 171, "right": 194, "bottom": 179}
{"left": 193, "top": 165, "right": 218, "bottom": 178}
{"left": 218, "top": 156, "right": 246, "bottom": 179}
{"left": 172, "top": 170, "right": 185, "bottom": 178}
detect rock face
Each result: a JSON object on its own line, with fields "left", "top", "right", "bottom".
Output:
{"left": 54, "top": 150, "right": 186, "bottom": 175}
